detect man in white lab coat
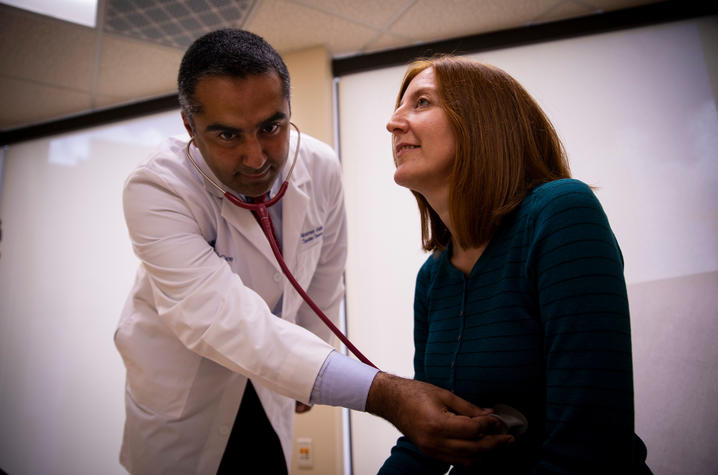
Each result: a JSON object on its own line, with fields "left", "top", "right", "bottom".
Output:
{"left": 115, "top": 29, "right": 512, "bottom": 474}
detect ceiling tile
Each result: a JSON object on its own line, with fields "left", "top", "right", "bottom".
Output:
{"left": 245, "top": 0, "right": 381, "bottom": 56}
{"left": 363, "top": 32, "right": 420, "bottom": 54}
{"left": 0, "top": 5, "right": 95, "bottom": 92}
{"left": 528, "top": 0, "right": 664, "bottom": 26}
{"left": 390, "top": 0, "right": 568, "bottom": 43}
{"left": 588, "top": 0, "right": 662, "bottom": 12}
{"left": 91, "top": 94, "right": 176, "bottom": 113}
{"left": 0, "top": 76, "right": 93, "bottom": 129}
{"left": 286, "top": 0, "right": 414, "bottom": 29}
{"left": 530, "top": 0, "right": 598, "bottom": 24}
{"left": 102, "top": 0, "right": 258, "bottom": 50}
{"left": 95, "top": 33, "right": 183, "bottom": 99}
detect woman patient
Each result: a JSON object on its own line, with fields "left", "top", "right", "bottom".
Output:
{"left": 379, "top": 56, "right": 652, "bottom": 474}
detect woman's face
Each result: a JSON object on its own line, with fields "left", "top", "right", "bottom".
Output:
{"left": 386, "top": 67, "right": 456, "bottom": 198}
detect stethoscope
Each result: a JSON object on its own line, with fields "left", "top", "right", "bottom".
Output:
{"left": 185, "top": 123, "right": 376, "bottom": 368}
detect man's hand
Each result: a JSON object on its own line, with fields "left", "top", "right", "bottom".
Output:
{"left": 366, "top": 372, "right": 514, "bottom": 466}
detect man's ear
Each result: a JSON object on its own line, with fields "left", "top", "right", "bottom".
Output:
{"left": 181, "top": 112, "right": 194, "bottom": 138}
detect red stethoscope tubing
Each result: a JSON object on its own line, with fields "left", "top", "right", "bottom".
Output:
{"left": 186, "top": 126, "right": 377, "bottom": 368}
{"left": 228, "top": 191, "right": 376, "bottom": 368}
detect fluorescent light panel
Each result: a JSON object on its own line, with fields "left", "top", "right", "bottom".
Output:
{"left": 1, "top": 0, "right": 97, "bottom": 27}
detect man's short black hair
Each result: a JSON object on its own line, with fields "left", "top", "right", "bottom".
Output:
{"left": 178, "top": 29, "right": 290, "bottom": 122}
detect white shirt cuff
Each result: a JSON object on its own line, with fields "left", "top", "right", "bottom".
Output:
{"left": 309, "top": 350, "right": 379, "bottom": 411}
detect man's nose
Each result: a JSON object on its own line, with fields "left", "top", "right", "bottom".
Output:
{"left": 241, "top": 135, "right": 267, "bottom": 169}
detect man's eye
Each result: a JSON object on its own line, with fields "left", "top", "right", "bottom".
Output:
{"left": 218, "top": 132, "right": 236, "bottom": 141}
{"left": 262, "top": 122, "right": 281, "bottom": 134}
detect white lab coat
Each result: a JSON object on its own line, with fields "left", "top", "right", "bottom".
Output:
{"left": 115, "top": 131, "right": 346, "bottom": 474}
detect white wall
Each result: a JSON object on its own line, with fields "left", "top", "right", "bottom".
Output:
{"left": 0, "top": 111, "right": 187, "bottom": 474}
{"left": 339, "top": 16, "right": 718, "bottom": 475}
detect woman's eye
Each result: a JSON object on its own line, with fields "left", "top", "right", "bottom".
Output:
{"left": 417, "top": 97, "right": 430, "bottom": 107}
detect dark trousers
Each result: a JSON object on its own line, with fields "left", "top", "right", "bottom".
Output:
{"left": 217, "top": 381, "right": 288, "bottom": 474}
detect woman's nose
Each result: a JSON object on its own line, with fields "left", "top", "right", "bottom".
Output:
{"left": 386, "top": 109, "right": 408, "bottom": 134}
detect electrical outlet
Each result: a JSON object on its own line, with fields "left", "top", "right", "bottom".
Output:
{"left": 297, "top": 437, "right": 313, "bottom": 469}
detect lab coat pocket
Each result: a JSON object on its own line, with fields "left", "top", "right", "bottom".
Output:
{"left": 116, "top": 316, "right": 201, "bottom": 418}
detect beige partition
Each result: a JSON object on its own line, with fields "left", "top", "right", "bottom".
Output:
{"left": 284, "top": 45, "right": 345, "bottom": 475}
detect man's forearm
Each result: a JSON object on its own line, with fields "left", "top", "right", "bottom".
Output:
{"left": 365, "top": 372, "right": 404, "bottom": 422}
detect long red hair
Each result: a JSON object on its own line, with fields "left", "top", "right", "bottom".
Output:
{"left": 394, "top": 56, "right": 571, "bottom": 251}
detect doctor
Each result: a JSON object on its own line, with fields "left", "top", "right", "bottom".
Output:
{"left": 115, "top": 29, "right": 512, "bottom": 474}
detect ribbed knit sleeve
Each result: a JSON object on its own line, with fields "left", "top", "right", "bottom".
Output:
{"left": 413, "top": 257, "right": 433, "bottom": 383}
{"left": 527, "top": 179, "right": 638, "bottom": 472}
